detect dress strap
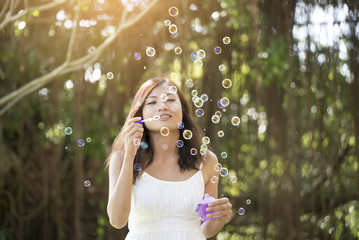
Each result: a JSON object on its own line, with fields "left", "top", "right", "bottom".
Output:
{"left": 199, "top": 162, "right": 203, "bottom": 170}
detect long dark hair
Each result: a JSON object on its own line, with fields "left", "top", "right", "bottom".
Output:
{"left": 105, "top": 77, "right": 205, "bottom": 185}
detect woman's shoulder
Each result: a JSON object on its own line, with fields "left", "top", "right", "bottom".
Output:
{"left": 201, "top": 150, "right": 219, "bottom": 183}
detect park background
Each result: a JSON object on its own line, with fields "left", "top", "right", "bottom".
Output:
{"left": 1, "top": 0, "right": 359, "bottom": 239}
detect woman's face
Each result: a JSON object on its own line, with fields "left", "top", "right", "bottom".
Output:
{"left": 142, "top": 83, "right": 183, "bottom": 132}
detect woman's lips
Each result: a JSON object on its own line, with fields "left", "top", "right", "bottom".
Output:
{"left": 159, "top": 115, "right": 171, "bottom": 121}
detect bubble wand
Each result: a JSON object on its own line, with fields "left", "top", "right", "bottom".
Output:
{"left": 136, "top": 115, "right": 160, "bottom": 124}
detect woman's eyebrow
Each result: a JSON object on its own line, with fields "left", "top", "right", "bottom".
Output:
{"left": 146, "top": 93, "right": 175, "bottom": 99}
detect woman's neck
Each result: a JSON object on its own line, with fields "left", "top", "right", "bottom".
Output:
{"left": 149, "top": 129, "right": 180, "bottom": 164}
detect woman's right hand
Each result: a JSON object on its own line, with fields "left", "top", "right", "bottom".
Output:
{"left": 123, "top": 117, "right": 144, "bottom": 159}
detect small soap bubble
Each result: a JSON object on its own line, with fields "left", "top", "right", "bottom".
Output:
{"left": 194, "top": 59, "right": 203, "bottom": 68}
{"left": 215, "top": 111, "right": 222, "bottom": 117}
{"left": 140, "top": 141, "right": 148, "bottom": 149}
{"left": 186, "top": 79, "right": 194, "bottom": 88}
{"left": 214, "top": 163, "right": 222, "bottom": 172}
{"left": 217, "top": 99, "right": 224, "bottom": 109}
{"left": 195, "top": 108, "right": 204, "bottom": 117}
{"left": 191, "top": 90, "right": 198, "bottom": 96}
{"left": 183, "top": 130, "right": 193, "bottom": 140}
{"left": 176, "top": 140, "right": 184, "bottom": 148}
{"left": 238, "top": 208, "right": 245, "bottom": 215}
{"left": 146, "top": 47, "right": 156, "bottom": 57}
{"left": 200, "top": 148, "right": 207, "bottom": 155}
{"left": 190, "top": 51, "right": 199, "bottom": 62}
{"left": 169, "top": 7, "right": 179, "bottom": 17}
{"left": 160, "top": 93, "right": 168, "bottom": 102}
{"left": 134, "top": 52, "right": 141, "bottom": 61}
{"left": 231, "top": 116, "right": 241, "bottom": 126}
{"left": 169, "top": 24, "right": 178, "bottom": 34}
{"left": 214, "top": 46, "right": 222, "bottom": 54}
{"left": 222, "top": 79, "right": 232, "bottom": 88}
{"left": 86, "top": 137, "right": 92, "bottom": 142}
{"left": 169, "top": 86, "right": 177, "bottom": 94}
{"left": 246, "top": 199, "right": 251, "bottom": 205}
{"left": 134, "top": 163, "right": 142, "bottom": 171}
{"left": 170, "top": 72, "right": 178, "bottom": 81}
{"left": 202, "top": 136, "right": 210, "bottom": 144}
{"left": 107, "top": 72, "right": 114, "bottom": 80}
{"left": 177, "top": 122, "right": 184, "bottom": 129}
{"left": 174, "top": 47, "right": 182, "bottom": 55}
{"left": 220, "top": 97, "right": 230, "bottom": 107}
{"left": 133, "top": 138, "right": 141, "bottom": 146}
{"left": 160, "top": 127, "right": 170, "bottom": 136}
{"left": 200, "top": 94, "right": 208, "bottom": 102}
{"left": 65, "top": 127, "right": 73, "bottom": 135}
{"left": 190, "top": 148, "right": 197, "bottom": 155}
{"left": 223, "top": 36, "right": 231, "bottom": 44}
{"left": 230, "top": 176, "right": 238, "bottom": 183}
{"left": 217, "top": 130, "right": 224, "bottom": 137}
{"left": 219, "top": 64, "right": 225, "bottom": 71}
{"left": 84, "top": 180, "right": 91, "bottom": 187}
{"left": 164, "top": 19, "right": 171, "bottom": 26}
{"left": 88, "top": 46, "right": 96, "bottom": 53}
{"left": 211, "top": 115, "right": 220, "bottom": 123}
{"left": 210, "top": 176, "right": 218, "bottom": 183}
{"left": 197, "top": 49, "right": 206, "bottom": 59}
{"left": 162, "top": 144, "right": 168, "bottom": 150}
{"left": 77, "top": 139, "right": 85, "bottom": 147}
{"left": 194, "top": 98, "right": 204, "bottom": 108}
{"left": 221, "top": 152, "right": 227, "bottom": 158}
{"left": 220, "top": 167, "right": 228, "bottom": 177}
{"left": 153, "top": 115, "right": 161, "bottom": 120}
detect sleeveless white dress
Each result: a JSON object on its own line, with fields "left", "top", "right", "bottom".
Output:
{"left": 125, "top": 162, "right": 207, "bottom": 240}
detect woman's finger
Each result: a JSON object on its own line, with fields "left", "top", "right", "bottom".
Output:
{"left": 123, "top": 117, "right": 142, "bottom": 130}
{"left": 127, "top": 125, "right": 144, "bottom": 138}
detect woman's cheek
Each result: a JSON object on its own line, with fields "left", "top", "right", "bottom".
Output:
{"left": 171, "top": 103, "right": 180, "bottom": 111}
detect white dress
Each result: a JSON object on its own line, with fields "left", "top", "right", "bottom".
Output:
{"left": 125, "top": 162, "right": 207, "bottom": 240}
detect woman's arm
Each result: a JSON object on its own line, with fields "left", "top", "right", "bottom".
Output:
{"left": 200, "top": 151, "right": 233, "bottom": 238}
{"left": 107, "top": 117, "right": 143, "bottom": 229}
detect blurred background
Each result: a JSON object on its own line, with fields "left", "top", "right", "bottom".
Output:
{"left": 1, "top": 0, "right": 359, "bottom": 239}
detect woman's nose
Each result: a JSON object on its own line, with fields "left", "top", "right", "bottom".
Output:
{"left": 158, "top": 101, "right": 168, "bottom": 111}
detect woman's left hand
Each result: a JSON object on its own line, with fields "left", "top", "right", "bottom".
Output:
{"left": 205, "top": 197, "right": 232, "bottom": 223}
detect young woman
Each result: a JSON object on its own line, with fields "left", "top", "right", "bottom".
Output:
{"left": 106, "top": 77, "right": 232, "bottom": 239}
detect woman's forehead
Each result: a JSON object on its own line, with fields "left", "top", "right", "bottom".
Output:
{"left": 148, "top": 83, "right": 177, "bottom": 97}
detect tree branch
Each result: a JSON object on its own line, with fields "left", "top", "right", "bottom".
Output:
{"left": 0, "top": 0, "right": 68, "bottom": 31}
{"left": 65, "top": 0, "right": 82, "bottom": 63}
{"left": 0, "top": 0, "right": 160, "bottom": 117}
{"left": 0, "top": 0, "right": 11, "bottom": 19}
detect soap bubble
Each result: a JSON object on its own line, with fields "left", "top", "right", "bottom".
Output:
{"left": 164, "top": 19, "right": 171, "bottom": 26}
{"left": 169, "top": 7, "right": 179, "bottom": 17}
{"left": 84, "top": 180, "right": 91, "bottom": 187}
{"left": 214, "top": 163, "right": 222, "bottom": 172}
{"left": 219, "top": 167, "right": 228, "bottom": 177}
{"left": 107, "top": 72, "right": 114, "bottom": 80}
{"left": 223, "top": 36, "right": 231, "bottom": 44}
{"left": 231, "top": 116, "right": 241, "bottom": 126}
{"left": 230, "top": 176, "right": 238, "bottom": 183}
{"left": 220, "top": 97, "right": 230, "bottom": 108}
{"left": 169, "top": 24, "right": 178, "bottom": 34}
{"left": 170, "top": 72, "right": 178, "bottom": 81}
{"left": 174, "top": 47, "right": 182, "bottom": 54}
{"left": 134, "top": 52, "right": 141, "bottom": 61}
{"left": 177, "top": 122, "right": 184, "bottom": 129}
{"left": 140, "top": 141, "right": 148, "bottom": 149}
{"left": 191, "top": 51, "right": 199, "bottom": 61}
{"left": 133, "top": 138, "right": 141, "bottom": 146}
{"left": 197, "top": 49, "right": 206, "bottom": 59}
{"left": 134, "top": 163, "right": 142, "bottom": 171}
{"left": 65, "top": 127, "right": 73, "bottom": 135}
{"left": 195, "top": 108, "right": 204, "bottom": 117}
{"left": 246, "top": 199, "right": 251, "bottom": 205}
{"left": 194, "top": 98, "right": 204, "bottom": 108}
{"left": 202, "top": 136, "right": 210, "bottom": 144}
{"left": 238, "top": 208, "right": 245, "bottom": 215}
{"left": 222, "top": 79, "right": 232, "bottom": 88}
{"left": 201, "top": 94, "right": 208, "bottom": 102}
{"left": 211, "top": 115, "right": 220, "bottom": 123}
{"left": 194, "top": 60, "right": 203, "bottom": 68}
{"left": 190, "top": 148, "right": 197, "bottom": 155}
{"left": 183, "top": 130, "right": 193, "bottom": 140}
{"left": 169, "top": 86, "right": 177, "bottom": 94}
{"left": 191, "top": 90, "right": 198, "bottom": 96}
{"left": 217, "top": 130, "right": 224, "bottom": 137}
{"left": 176, "top": 140, "right": 184, "bottom": 147}
{"left": 219, "top": 64, "right": 225, "bottom": 71}
{"left": 215, "top": 111, "right": 222, "bottom": 117}
{"left": 160, "top": 93, "right": 168, "bottom": 102}
{"left": 77, "top": 139, "right": 85, "bottom": 147}
{"left": 162, "top": 144, "right": 168, "bottom": 150}
{"left": 214, "top": 46, "right": 222, "bottom": 54}
{"left": 186, "top": 79, "right": 194, "bottom": 88}
{"left": 221, "top": 152, "right": 227, "bottom": 158}
{"left": 210, "top": 176, "right": 218, "bottom": 183}
{"left": 146, "top": 47, "right": 156, "bottom": 57}
{"left": 86, "top": 137, "right": 92, "bottom": 142}
{"left": 160, "top": 127, "right": 170, "bottom": 136}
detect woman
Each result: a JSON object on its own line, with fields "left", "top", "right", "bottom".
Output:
{"left": 106, "top": 77, "right": 232, "bottom": 239}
